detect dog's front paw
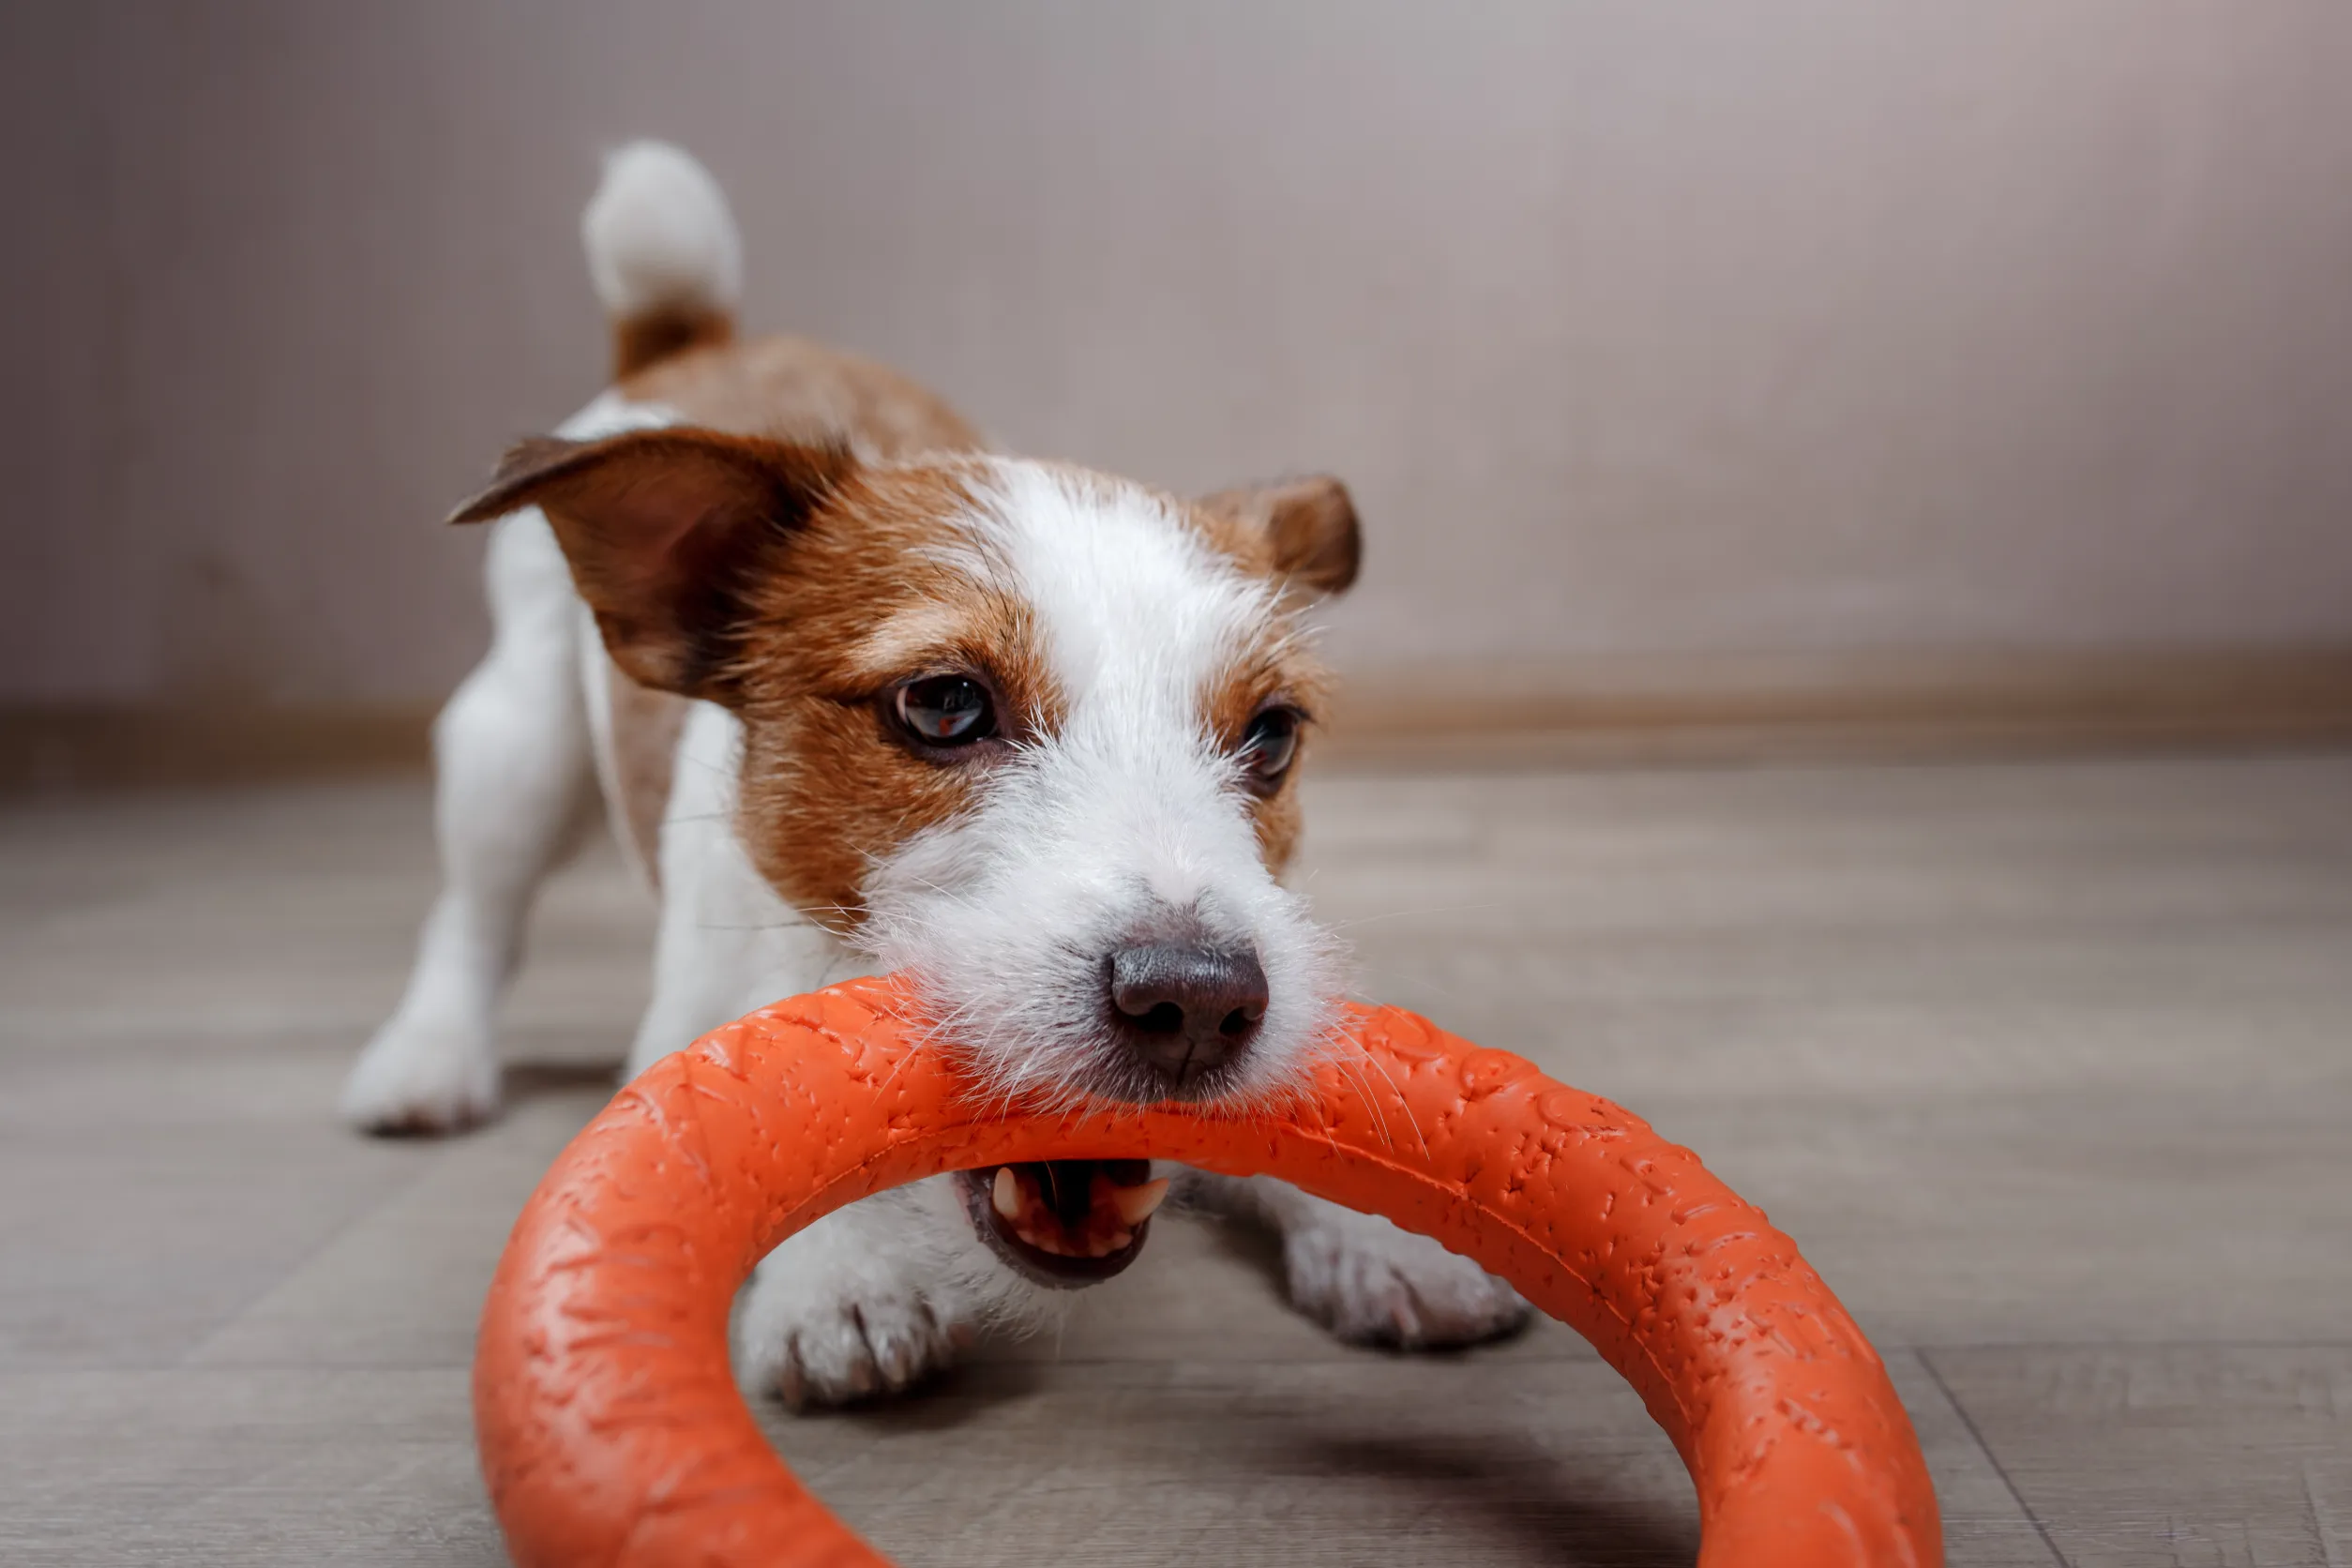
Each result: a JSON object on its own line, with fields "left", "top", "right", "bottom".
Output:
{"left": 339, "top": 1018, "right": 500, "bottom": 1135}
{"left": 1283, "top": 1208, "right": 1530, "bottom": 1349}
{"left": 735, "top": 1233, "right": 975, "bottom": 1410}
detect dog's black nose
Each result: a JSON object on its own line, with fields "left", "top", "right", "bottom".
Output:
{"left": 1107, "top": 943, "right": 1269, "bottom": 1091}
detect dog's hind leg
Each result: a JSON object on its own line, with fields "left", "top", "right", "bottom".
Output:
{"left": 342, "top": 511, "right": 595, "bottom": 1133}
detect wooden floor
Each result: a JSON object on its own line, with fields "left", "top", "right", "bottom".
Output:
{"left": 3, "top": 754, "right": 2349, "bottom": 1566}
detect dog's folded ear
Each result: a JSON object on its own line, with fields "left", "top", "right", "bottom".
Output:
{"left": 450, "top": 429, "right": 855, "bottom": 701}
{"left": 1196, "top": 476, "right": 1362, "bottom": 597}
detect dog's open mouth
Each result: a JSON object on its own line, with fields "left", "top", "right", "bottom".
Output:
{"left": 953, "top": 1159, "right": 1169, "bottom": 1287}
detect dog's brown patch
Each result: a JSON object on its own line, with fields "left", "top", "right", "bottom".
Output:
{"left": 1201, "top": 626, "right": 1330, "bottom": 875}
{"left": 448, "top": 430, "right": 1027, "bottom": 929}
{"left": 726, "top": 460, "right": 1063, "bottom": 929}
{"left": 611, "top": 306, "right": 734, "bottom": 380}
{"left": 622, "top": 334, "right": 985, "bottom": 460}
{"left": 533, "top": 331, "right": 990, "bottom": 868}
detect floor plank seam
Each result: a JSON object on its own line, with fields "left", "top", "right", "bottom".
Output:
{"left": 173, "top": 1152, "right": 451, "bottom": 1370}
{"left": 2309, "top": 1462, "right": 2349, "bottom": 1568}
{"left": 1914, "top": 1348, "right": 2069, "bottom": 1568}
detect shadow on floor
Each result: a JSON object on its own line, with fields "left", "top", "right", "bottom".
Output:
{"left": 502, "top": 1059, "right": 622, "bottom": 1106}
{"left": 1310, "top": 1430, "right": 1698, "bottom": 1566}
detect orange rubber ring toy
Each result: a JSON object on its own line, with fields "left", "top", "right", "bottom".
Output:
{"left": 475, "top": 978, "right": 1941, "bottom": 1567}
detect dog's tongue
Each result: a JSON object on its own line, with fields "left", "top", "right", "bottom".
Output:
{"left": 1035, "top": 1159, "right": 1149, "bottom": 1229}
{"left": 989, "top": 1159, "right": 1167, "bottom": 1259}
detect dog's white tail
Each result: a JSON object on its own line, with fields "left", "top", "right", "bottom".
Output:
{"left": 580, "top": 140, "right": 743, "bottom": 378}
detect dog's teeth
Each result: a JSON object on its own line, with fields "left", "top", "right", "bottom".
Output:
{"left": 1111, "top": 1177, "right": 1169, "bottom": 1227}
{"left": 991, "top": 1168, "right": 1020, "bottom": 1221}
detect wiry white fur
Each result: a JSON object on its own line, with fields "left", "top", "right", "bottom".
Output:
{"left": 864, "top": 461, "right": 1341, "bottom": 1110}
{"left": 731, "top": 1181, "right": 1066, "bottom": 1409}
{"left": 354, "top": 143, "right": 1525, "bottom": 1409}
{"left": 580, "top": 140, "right": 743, "bottom": 319}
{"left": 1185, "top": 1172, "right": 1530, "bottom": 1348}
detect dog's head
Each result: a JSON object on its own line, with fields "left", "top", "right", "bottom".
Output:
{"left": 459, "top": 430, "right": 1359, "bottom": 1274}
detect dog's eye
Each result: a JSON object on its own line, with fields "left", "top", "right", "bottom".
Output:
{"left": 1237, "top": 706, "right": 1302, "bottom": 790}
{"left": 894, "top": 674, "right": 996, "bottom": 748}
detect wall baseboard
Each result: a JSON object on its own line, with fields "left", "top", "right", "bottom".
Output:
{"left": 1311, "top": 647, "right": 2352, "bottom": 768}
{"left": 0, "top": 704, "right": 437, "bottom": 792}
{"left": 7, "top": 649, "right": 2350, "bottom": 792}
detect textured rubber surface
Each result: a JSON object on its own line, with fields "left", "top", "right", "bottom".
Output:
{"left": 475, "top": 978, "right": 1942, "bottom": 1566}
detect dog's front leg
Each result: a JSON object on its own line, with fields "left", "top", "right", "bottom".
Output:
{"left": 1183, "top": 1173, "right": 1530, "bottom": 1348}
{"left": 733, "top": 1176, "right": 1056, "bottom": 1410}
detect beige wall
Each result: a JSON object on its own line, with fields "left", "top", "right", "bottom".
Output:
{"left": 7, "top": 1, "right": 2351, "bottom": 707}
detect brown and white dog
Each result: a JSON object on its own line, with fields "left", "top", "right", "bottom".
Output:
{"left": 343, "top": 142, "right": 1525, "bottom": 1405}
